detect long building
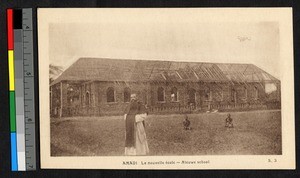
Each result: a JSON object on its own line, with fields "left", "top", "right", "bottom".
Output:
{"left": 50, "top": 58, "right": 281, "bottom": 117}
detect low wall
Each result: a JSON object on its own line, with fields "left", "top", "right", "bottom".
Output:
{"left": 51, "top": 101, "right": 281, "bottom": 117}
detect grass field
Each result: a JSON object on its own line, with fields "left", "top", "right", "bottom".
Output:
{"left": 51, "top": 110, "right": 281, "bottom": 156}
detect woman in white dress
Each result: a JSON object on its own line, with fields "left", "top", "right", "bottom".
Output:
{"left": 135, "top": 105, "right": 149, "bottom": 155}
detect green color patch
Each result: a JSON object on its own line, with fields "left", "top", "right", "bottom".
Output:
{"left": 9, "top": 91, "right": 16, "bottom": 132}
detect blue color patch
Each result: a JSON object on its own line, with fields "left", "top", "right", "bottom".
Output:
{"left": 11, "top": 132, "right": 18, "bottom": 171}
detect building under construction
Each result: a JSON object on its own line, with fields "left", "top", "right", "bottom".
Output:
{"left": 50, "top": 58, "right": 281, "bottom": 117}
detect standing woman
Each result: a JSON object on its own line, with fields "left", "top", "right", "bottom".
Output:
{"left": 135, "top": 102, "right": 149, "bottom": 155}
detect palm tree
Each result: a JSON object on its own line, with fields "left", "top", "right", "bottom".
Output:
{"left": 49, "top": 64, "right": 63, "bottom": 83}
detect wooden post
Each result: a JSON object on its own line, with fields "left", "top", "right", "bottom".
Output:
{"left": 50, "top": 86, "right": 52, "bottom": 116}
{"left": 60, "top": 82, "right": 63, "bottom": 118}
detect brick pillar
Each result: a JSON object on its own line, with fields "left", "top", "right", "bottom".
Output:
{"left": 91, "top": 82, "right": 96, "bottom": 116}
{"left": 277, "top": 82, "right": 281, "bottom": 101}
{"left": 60, "top": 81, "right": 68, "bottom": 117}
{"left": 79, "top": 85, "right": 82, "bottom": 106}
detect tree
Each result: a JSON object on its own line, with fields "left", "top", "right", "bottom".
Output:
{"left": 49, "top": 64, "right": 63, "bottom": 83}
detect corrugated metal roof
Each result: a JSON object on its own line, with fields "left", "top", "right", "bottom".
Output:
{"left": 50, "top": 58, "right": 279, "bottom": 85}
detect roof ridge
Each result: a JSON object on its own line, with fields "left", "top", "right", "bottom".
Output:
{"left": 76, "top": 57, "right": 254, "bottom": 65}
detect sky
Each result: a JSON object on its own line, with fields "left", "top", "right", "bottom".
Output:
{"left": 49, "top": 13, "right": 280, "bottom": 78}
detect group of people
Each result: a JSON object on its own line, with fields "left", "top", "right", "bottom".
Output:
{"left": 182, "top": 113, "right": 234, "bottom": 130}
{"left": 123, "top": 93, "right": 234, "bottom": 156}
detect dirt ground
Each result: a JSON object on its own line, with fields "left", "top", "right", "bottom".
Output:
{"left": 50, "top": 110, "right": 281, "bottom": 156}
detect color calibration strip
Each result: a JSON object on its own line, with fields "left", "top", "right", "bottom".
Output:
{"left": 7, "top": 8, "right": 36, "bottom": 171}
{"left": 7, "top": 8, "right": 18, "bottom": 171}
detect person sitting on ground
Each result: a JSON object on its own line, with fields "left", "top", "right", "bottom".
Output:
{"left": 225, "top": 113, "right": 234, "bottom": 128}
{"left": 183, "top": 114, "right": 191, "bottom": 130}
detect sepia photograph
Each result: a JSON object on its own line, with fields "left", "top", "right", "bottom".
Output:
{"left": 38, "top": 8, "right": 294, "bottom": 169}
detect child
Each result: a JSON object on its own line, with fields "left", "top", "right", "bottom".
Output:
{"left": 183, "top": 114, "right": 191, "bottom": 130}
{"left": 225, "top": 113, "right": 234, "bottom": 128}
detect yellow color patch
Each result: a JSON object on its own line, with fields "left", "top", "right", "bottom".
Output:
{"left": 8, "top": 50, "right": 15, "bottom": 91}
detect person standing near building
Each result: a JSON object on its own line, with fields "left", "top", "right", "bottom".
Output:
{"left": 135, "top": 101, "right": 149, "bottom": 155}
{"left": 225, "top": 113, "right": 234, "bottom": 128}
{"left": 124, "top": 94, "right": 149, "bottom": 155}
